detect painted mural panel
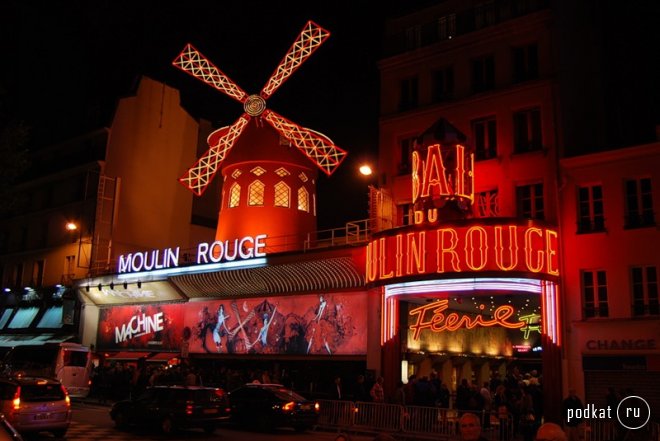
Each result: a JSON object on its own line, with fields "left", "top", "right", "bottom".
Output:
{"left": 185, "top": 293, "right": 367, "bottom": 355}
{"left": 96, "top": 292, "right": 368, "bottom": 355}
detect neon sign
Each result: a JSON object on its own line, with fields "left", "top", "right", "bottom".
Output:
{"left": 411, "top": 143, "right": 474, "bottom": 223}
{"left": 118, "top": 234, "right": 268, "bottom": 274}
{"left": 366, "top": 223, "right": 559, "bottom": 283}
{"left": 408, "top": 300, "right": 525, "bottom": 340}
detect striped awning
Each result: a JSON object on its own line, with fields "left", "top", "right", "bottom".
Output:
{"left": 170, "top": 256, "right": 364, "bottom": 298}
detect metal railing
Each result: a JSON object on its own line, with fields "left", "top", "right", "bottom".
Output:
{"left": 316, "top": 400, "right": 514, "bottom": 440}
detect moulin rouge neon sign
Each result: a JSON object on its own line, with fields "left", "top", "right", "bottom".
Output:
{"left": 366, "top": 224, "right": 559, "bottom": 282}
{"left": 409, "top": 300, "right": 525, "bottom": 340}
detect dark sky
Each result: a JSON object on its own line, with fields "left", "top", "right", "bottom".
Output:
{"left": 1, "top": 1, "right": 394, "bottom": 228}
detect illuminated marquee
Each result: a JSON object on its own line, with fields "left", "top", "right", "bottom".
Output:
{"left": 366, "top": 223, "right": 559, "bottom": 283}
{"left": 118, "top": 234, "right": 267, "bottom": 274}
{"left": 409, "top": 300, "right": 525, "bottom": 340}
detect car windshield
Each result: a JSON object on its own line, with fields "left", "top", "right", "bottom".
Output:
{"left": 269, "top": 387, "right": 307, "bottom": 402}
{"left": 20, "top": 384, "right": 65, "bottom": 402}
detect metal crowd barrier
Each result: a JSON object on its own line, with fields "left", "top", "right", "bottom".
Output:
{"left": 316, "top": 400, "right": 514, "bottom": 440}
{"left": 583, "top": 420, "right": 660, "bottom": 441}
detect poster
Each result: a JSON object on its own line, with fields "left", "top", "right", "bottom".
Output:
{"left": 97, "top": 292, "right": 368, "bottom": 355}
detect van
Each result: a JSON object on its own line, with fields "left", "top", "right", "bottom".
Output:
{"left": 3, "top": 343, "right": 92, "bottom": 398}
{"left": 0, "top": 376, "right": 71, "bottom": 437}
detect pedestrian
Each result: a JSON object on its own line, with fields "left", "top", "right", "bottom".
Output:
{"left": 458, "top": 412, "right": 489, "bottom": 441}
{"left": 534, "top": 422, "right": 566, "bottom": 441}
{"left": 392, "top": 380, "right": 406, "bottom": 405}
{"left": 370, "top": 376, "right": 385, "bottom": 403}
{"left": 561, "top": 389, "right": 583, "bottom": 441}
{"left": 331, "top": 376, "right": 344, "bottom": 400}
{"left": 354, "top": 374, "right": 370, "bottom": 402}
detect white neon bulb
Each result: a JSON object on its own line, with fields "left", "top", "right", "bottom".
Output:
{"left": 384, "top": 278, "right": 542, "bottom": 298}
{"left": 116, "top": 257, "right": 268, "bottom": 282}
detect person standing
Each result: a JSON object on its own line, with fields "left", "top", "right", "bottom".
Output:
{"left": 331, "top": 376, "right": 344, "bottom": 400}
{"left": 561, "top": 389, "right": 584, "bottom": 441}
{"left": 370, "top": 376, "right": 385, "bottom": 403}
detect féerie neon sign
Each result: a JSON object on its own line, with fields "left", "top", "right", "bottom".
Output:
{"left": 409, "top": 299, "right": 525, "bottom": 340}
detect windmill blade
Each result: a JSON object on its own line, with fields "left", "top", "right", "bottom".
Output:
{"left": 173, "top": 43, "right": 248, "bottom": 103}
{"left": 260, "top": 21, "right": 330, "bottom": 100}
{"left": 179, "top": 115, "right": 250, "bottom": 195}
{"left": 263, "top": 109, "right": 347, "bottom": 176}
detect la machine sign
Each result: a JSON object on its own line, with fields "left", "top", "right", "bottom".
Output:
{"left": 118, "top": 234, "right": 267, "bottom": 274}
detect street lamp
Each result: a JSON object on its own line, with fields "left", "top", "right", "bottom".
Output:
{"left": 65, "top": 222, "right": 78, "bottom": 232}
{"left": 359, "top": 164, "right": 373, "bottom": 176}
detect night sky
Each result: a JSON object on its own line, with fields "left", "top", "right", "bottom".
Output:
{"left": 1, "top": 1, "right": 398, "bottom": 228}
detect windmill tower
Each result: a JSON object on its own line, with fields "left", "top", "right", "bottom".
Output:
{"left": 173, "top": 21, "right": 347, "bottom": 253}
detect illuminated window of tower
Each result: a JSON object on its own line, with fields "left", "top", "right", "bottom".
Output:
{"left": 229, "top": 183, "right": 241, "bottom": 208}
{"left": 298, "top": 187, "right": 309, "bottom": 212}
{"left": 275, "top": 167, "right": 290, "bottom": 177}
{"left": 251, "top": 166, "right": 266, "bottom": 176}
{"left": 248, "top": 180, "right": 265, "bottom": 206}
{"left": 298, "top": 172, "right": 308, "bottom": 182}
{"left": 274, "top": 182, "right": 290, "bottom": 208}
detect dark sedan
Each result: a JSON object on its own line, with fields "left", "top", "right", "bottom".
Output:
{"left": 229, "top": 383, "right": 319, "bottom": 432}
{"left": 110, "top": 385, "right": 231, "bottom": 434}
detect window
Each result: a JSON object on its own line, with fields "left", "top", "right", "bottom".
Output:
{"left": 248, "top": 180, "right": 265, "bottom": 206}
{"left": 399, "top": 77, "right": 419, "bottom": 111}
{"left": 400, "top": 203, "right": 413, "bottom": 226}
{"left": 32, "top": 260, "right": 45, "bottom": 287}
{"left": 582, "top": 270, "right": 609, "bottom": 318}
{"left": 577, "top": 185, "right": 605, "bottom": 233}
{"left": 624, "top": 177, "right": 655, "bottom": 228}
{"left": 512, "top": 44, "right": 539, "bottom": 83}
{"left": 475, "top": 189, "right": 499, "bottom": 218}
{"left": 513, "top": 108, "right": 542, "bottom": 152}
{"left": 64, "top": 255, "right": 75, "bottom": 281}
{"left": 274, "top": 182, "right": 290, "bottom": 208}
{"left": 297, "top": 187, "right": 309, "bottom": 212}
{"left": 437, "top": 14, "right": 456, "bottom": 40}
{"left": 432, "top": 67, "right": 454, "bottom": 103}
{"left": 516, "top": 183, "right": 544, "bottom": 220}
{"left": 472, "top": 117, "right": 497, "bottom": 160}
{"left": 229, "top": 183, "right": 241, "bottom": 208}
{"left": 471, "top": 55, "right": 495, "bottom": 93}
{"left": 399, "top": 136, "right": 417, "bottom": 174}
{"left": 13, "top": 263, "right": 23, "bottom": 287}
{"left": 474, "top": 1, "right": 497, "bottom": 29}
{"left": 631, "top": 266, "right": 659, "bottom": 316}
{"left": 404, "top": 25, "right": 421, "bottom": 50}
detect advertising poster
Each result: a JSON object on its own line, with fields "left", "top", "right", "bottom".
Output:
{"left": 183, "top": 293, "right": 367, "bottom": 355}
{"left": 97, "top": 303, "right": 184, "bottom": 350}
{"left": 97, "top": 292, "right": 368, "bottom": 355}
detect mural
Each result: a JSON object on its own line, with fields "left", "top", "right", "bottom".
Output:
{"left": 97, "top": 292, "right": 367, "bottom": 355}
{"left": 185, "top": 293, "right": 366, "bottom": 355}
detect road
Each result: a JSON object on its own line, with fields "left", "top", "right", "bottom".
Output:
{"left": 21, "top": 401, "right": 377, "bottom": 441}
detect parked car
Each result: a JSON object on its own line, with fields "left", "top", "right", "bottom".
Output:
{"left": 110, "top": 385, "right": 231, "bottom": 434}
{"left": 229, "top": 383, "right": 319, "bottom": 432}
{"left": 0, "top": 376, "right": 71, "bottom": 438}
{"left": 0, "top": 413, "right": 23, "bottom": 441}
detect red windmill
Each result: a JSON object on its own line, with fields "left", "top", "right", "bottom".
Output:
{"left": 174, "top": 21, "right": 348, "bottom": 252}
